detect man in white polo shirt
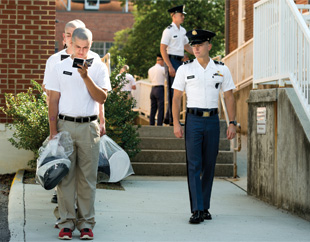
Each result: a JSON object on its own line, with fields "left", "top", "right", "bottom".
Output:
{"left": 46, "top": 27, "right": 111, "bottom": 240}
{"left": 148, "top": 54, "right": 166, "bottom": 126}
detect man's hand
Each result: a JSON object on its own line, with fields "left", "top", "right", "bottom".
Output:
{"left": 99, "top": 123, "right": 106, "bottom": 136}
{"left": 78, "top": 63, "right": 88, "bottom": 79}
{"left": 174, "top": 123, "right": 183, "bottom": 138}
{"left": 226, "top": 125, "right": 236, "bottom": 140}
{"left": 168, "top": 66, "right": 176, "bottom": 77}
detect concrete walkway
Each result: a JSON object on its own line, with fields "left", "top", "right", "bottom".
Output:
{"left": 8, "top": 136, "right": 310, "bottom": 241}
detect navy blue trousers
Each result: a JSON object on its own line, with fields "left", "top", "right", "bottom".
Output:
{"left": 164, "top": 57, "right": 183, "bottom": 124}
{"left": 185, "top": 113, "right": 220, "bottom": 212}
{"left": 150, "top": 86, "right": 164, "bottom": 126}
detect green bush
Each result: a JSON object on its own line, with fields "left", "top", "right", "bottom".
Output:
{"left": 105, "top": 56, "right": 141, "bottom": 158}
{"left": 1, "top": 57, "right": 141, "bottom": 168}
{"left": 0, "top": 80, "right": 49, "bottom": 168}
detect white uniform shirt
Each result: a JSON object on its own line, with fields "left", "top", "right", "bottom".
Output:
{"left": 43, "top": 49, "right": 68, "bottom": 85}
{"left": 116, "top": 73, "right": 136, "bottom": 92}
{"left": 44, "top": 49, "right": 101, "bottom": 86}
{"left": 148, "top": 63, "right": 165, "bottom": 86}
{"left": 160, "top": 22, "right": 189, "bottom": 56}
{"left": 172, "top": 58, "right": 235, "bottom": 109}
{"left": 46, "top": 56, "right": 111, "bottom": 117}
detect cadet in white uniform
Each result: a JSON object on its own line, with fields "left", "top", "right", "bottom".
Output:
{"left": 172, "top": 29, "right": 236, "bottom": 224}
{"left": 160, "top": 5, "right": 193, "bottom": 125}
{"left": 47, "top": 27, "right": 111, "bottom": 240}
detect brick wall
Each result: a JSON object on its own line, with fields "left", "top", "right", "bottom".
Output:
{"left": 0, "top": 0, "right": 56, "bottom": 123}
{"left": 55, "top": 11, "right": 134, "bottom": 46}
{"left": 228, "top": 0, "right": 238, "bottom": 54}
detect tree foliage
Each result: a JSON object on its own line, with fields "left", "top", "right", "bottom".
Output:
{"left": 111, "top": 0, "right": 225, "bottom": 78}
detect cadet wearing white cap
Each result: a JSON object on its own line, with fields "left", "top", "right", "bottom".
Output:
{"left": 172, "top": 29, "right": 237, "bottom": 224}
{"left": 160, "top": 5, "right": 193, "bottom": 125}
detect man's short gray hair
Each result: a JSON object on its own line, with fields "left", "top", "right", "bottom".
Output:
{"left": 72, "top": 27, "right": 93, "bottom": 42}
{"left": 65, "top": 19, "right": 85, "bottom": 32}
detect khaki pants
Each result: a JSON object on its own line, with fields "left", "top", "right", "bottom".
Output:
{"left": 56, "top": 119, "right": 100, "bottom": 231}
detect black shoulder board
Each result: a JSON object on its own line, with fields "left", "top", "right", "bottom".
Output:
{"left": 183, "top": 59, "right": 194, "bottom": 65}
{"left": 214, "top": 60, "right": 224, "bottom": 65}
{"left": 167, "top": 24, "right": 172, "bottom": 29}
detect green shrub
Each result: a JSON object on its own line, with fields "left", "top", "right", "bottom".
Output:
{"left": 105, "top": 56, "right": 141, "bottom": 158}
{"left": 0, "top": 80, "right": 49, "bottom": 168}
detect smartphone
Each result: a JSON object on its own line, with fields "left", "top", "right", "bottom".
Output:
{"left": 72, "top": 58, "right": 85, "bottom": 69}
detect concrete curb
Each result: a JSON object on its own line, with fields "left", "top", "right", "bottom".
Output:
{"left": 8, "top": 169, "right": 25, "bottom": 242}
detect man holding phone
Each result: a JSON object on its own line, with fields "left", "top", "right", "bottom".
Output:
{"left": 46, "top": 27, "right": 111, "bottom": 240}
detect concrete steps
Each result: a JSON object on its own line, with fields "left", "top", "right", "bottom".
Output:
{"left": 131, "top": 122, "right": 234, "bottom": 177}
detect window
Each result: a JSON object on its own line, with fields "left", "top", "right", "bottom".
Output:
{"left": 91, "top": 41, "right": 113, "bottom": 57}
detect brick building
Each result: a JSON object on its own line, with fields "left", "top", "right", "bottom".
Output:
{"left": 55, "top": 0, "right": 134, "bottom": 56}
{"left": 0, "top": 0, "right": 56, "bottom": 123}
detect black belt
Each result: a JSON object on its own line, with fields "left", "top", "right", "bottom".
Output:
{"left": 169, "top": 54, "right": 183, "bottom": 61}
{"left": 187, "top": 108, "right": 218, "bottom": 117}
{"left": 153, "top": 85, "right": 164, "bottom": 88}
{"left": 58, "top": 114, "right": 97, "bottom": 123}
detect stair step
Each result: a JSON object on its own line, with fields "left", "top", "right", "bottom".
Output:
{"left": 132, "top": 150, "right": 233, "bottom": 164}
{"left": 139, "top": 137, "right": 230, "bottom": 151}
{"left": 137, "top": 121, "right": 228, "bottom": 139}
{"left": 131, "top": 163, "right": 234, "bottom": 177}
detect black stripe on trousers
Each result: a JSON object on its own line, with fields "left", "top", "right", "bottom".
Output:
{"left": 184, "top": 114, "right": 194, "bottom": 213}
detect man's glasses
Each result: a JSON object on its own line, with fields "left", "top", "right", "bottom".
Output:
{"left": 157, "top": 58, "right": 163, "bottom": 61}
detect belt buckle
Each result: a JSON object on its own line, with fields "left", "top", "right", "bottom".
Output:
{"left": 202, "top": 111, "right": 210, "bottom": 117}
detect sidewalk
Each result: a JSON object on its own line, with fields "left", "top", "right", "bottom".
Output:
{"left": 8, "top": 136, "right": 310, "bottom": 241}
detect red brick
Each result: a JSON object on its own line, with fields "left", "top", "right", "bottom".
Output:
{"left": 2, "top": 19, "right": 16, "bottom": 24}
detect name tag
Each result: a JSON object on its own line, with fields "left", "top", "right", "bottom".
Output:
{"left": 187, "top": 75, "right": 195, "bottom": 79}
{"left": 63, "top": 71, "right": 72, "bottom": 76}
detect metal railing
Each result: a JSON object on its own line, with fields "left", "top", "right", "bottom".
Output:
{"left": 253, "top": 0, "right": 310, "bottom": 120}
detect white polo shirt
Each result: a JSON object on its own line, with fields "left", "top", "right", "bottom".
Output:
{"left": 43, "top": 49, "right": 68, "bottom": 85}
{"left": 148, "top": 63, "right": 165, "bottom": 86}
{"left": 44, "top": 49, "right": 101, "bottom": 86}
{"left": 160, "top": 22, "right": 189, "bottom": 56}
{"left": 172, "top": 58, "right": 235, "bottom": 109}
{"left": 116, "top": 73, "right": 136, "bottom": 92}
{"left": 46, "top": 56, "right": 111, "bottom": 117}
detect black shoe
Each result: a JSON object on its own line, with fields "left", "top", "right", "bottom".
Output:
{"left": 189, "top": 211, "right": 204, "bottom": 224}
{"left": 163, "top": 119, "right": 169, "bottom": 125}
{"left": 51, "top": 194, "right": 57, "bottom": 204}
{"left": 203, "top": 210, "right": 212, "bottom": 220}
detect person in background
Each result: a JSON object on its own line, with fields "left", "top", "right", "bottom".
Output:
{"left": 148, "top": 54, "right": 166, "bottom": 126}
{"left": 117, "top": 65, "right": 136, "bottom": 98}
{"left": 172, "top": 29, "right": 236, "bottom": 224}
{"left": 160, "top": 5, "right": 193, "bottom": 126}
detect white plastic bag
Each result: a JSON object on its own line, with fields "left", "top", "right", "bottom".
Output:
{"left": 36, "top": 131, "right": 73, "bottom": 190}
{"left": 98, "top": 135, "right": 134, "bottom": 183}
